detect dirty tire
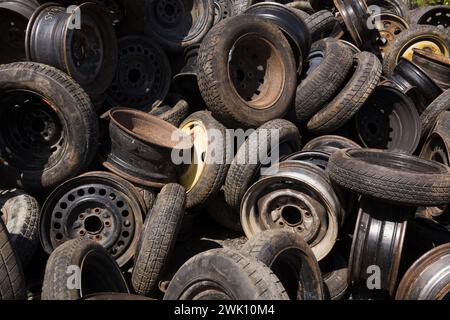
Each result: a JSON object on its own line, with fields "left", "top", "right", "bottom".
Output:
{"left": 232, "top": 0, "right": 256, "bottom": 15}
{"left": 306, "top": 52, "right": 382, "bottom": 134}
{"left": 0, "top": 62, "right": 99, "bottom": 192}
{"left": 328, "top": 149, "right": 450, "bottom": 206}
{"left": 290, "top": 8, "right": 311, "bottom": 21}
{"left": 224, "top": 119, "right": 302, "bottom": 210}
{"left": 132, "top": 184, "right": 186, "bottom": 297}
{"left": 295, "top": 38, "right": 354, "bottom": 122}
{"left": 149, "top": 94, "right": 190, "bottom": 127}
{"left": 420, "top": 88, "right": 450, "bottom": 139}
{"left": 382, "top": 25, "right": 450, "bottom": 76}
{"left": 164, "top": 247, "right": 289, "bottom": 300}
{"left": 41, "top": 238, "right": 128, "bottom": 300}
{"left": 180, "top": 111, "right": 231, "bottom": 209}
{"left": 287, "top": 1, "right": 315, "bottom": 14}
{"left": 0, "top": 189, "right": 40, "bottom": 267}
{"left": 240, "top": 229, "right": 324, "bottom": 300}
{"left": 320, "top": 251, "right": 348, "bottom": 300}
{"left": 197, "top": 15, "right": 297, "bottom": 128}
{"left": 0, "top": 218, "right": 26, "bottom": 300}
{"left": 305, "top": 10, "right": 340, "bottom": 42}
{"left": 134, "top": 185, "right": 157, "bottom": 213}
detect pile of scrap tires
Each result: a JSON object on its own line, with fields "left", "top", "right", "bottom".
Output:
{"left": 0, "top": 0, "right": 449, "bottom": 301}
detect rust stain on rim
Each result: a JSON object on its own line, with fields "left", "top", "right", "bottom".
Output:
{"left": 109, "top": 108, "right": 193, "bottom": 150}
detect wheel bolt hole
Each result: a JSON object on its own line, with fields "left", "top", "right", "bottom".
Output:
{"left": 88, "top": 187, "right": 96, "bottom": 194}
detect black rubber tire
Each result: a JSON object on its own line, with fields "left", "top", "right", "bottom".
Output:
{"left": 133, "top": 185, "right": 157, "bottom": 213}
{"left": 328, "top": 149, "right": 450, "bottom": 206}
{"left": 224, "top": 119, "right": 302, "bottom": 210}
{"left": 420, "top": 88, "right": 450, "bottom": 139}
{"left": 305, "top": 10, "right": 340, "bottom": 42}
{"left": 0, "top": 218, "right": 26, "bottom": 300}
{"left": 149, "top": 94, "right": 190, "bottom": 127}
{"left": 206, "top": 191, "right": 243, "bottom": 232}
{"left": 240, "top": 229, "right": 324, "bottom": 300}
{"left": 0, "top": 62, "right": 98, "bottom": 192}
{"left": 0, "top": 189, "right": 39, "bottom": 268}
{"left": 197, "top": 15, "right": 297, "bottom": 128}
{"left": 295, "top": 38, "right": 354, "bottom": 123}
{"left": 131, "top": 184, "right": 186, "bottom": 297}
{"left": 382, "top": 25, "right": 450, "bottom": 76}
{"left": 306, "top": 52, "right": 382, "bottom": 134}
{"left": 163, "top": 247, "right": 289, "bottom": 300}
{"left": 290, "top": 7, "right": 311, "bottom": 21}
{"left": 286, "top": 1, "right": 316, "bottom": 14}
{"left": 319, "top": 250, "right": 348, "bottom": 300}
{"left": 180, "top": 111, "right": 232, "bottom": 209}
{"left": 41, "top": 238, "right": 129, "bottom": 300}
{"left": 366, "top": 0, "right": 410, "bottom": 22}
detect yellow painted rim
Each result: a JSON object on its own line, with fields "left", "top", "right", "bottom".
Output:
{"left": 179, "top": 120, "right": 209, "bottom": 192}
{"left": 401, "top": 38, "right": 450, "bottom": 63}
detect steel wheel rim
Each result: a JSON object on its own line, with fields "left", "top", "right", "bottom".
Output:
{"left": 0, "top": 89, "right": 67, "bottom": 171}
{"left": 40, "top": 172, "right": 145, "bottom": 266}
{"left": 374, "top": 13, "right": 409, "bottom": 55}
{"left": 399, "top": 36, "right": 450, "bottom": 63}
{"left": 228, "top": 34, "right": 285, "bottom": 110}
{"left": 107, "top": 36, "right": 171, "bottom": 110}
{"left": 241, "top": 161, "right": 342, "bottom": 261}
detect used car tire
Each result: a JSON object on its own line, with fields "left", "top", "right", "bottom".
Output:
{"left": 224, "top": 119, "right": 302, "bottom": 210}
{"left": 240, "top": 229, "right": 324, "bottom": 300}
{"left": 164, "top": 247, "right": 289, "bottom": 300}
{"left": 305, "top": 10, "right": 341, "bottom": 42}
{"left": 295, "top": 38, "right": 354, "bottom": 122}
{"left": 0, "top": 218, "right": 26, "bottom": 300}
{"left": 41, "top": 238, "right": 129, "bottom": 300}
{"left": 382, "top": 25, "right": 450, "bottom": 76}
{"left": 149, "top": 94, "right": 190, "bottom": 127}
{"left": 420, "top": 88, "right": 450, "bottom": 139}
{"left": 131, "top": 184, "right": 186, "bottom": 297}
{"left": 179, "top": 111, "right": 232, "bottom": 209}
{"left": 0, "top": 62, "right": 99, "bottom": 192}
{"left": 306, "top": 51, "right": 382, "bottom": 134}
{"left": 197, "top": 15, "right": 297, "bottom": 128}
{"left": 328, "top": 148, "right": 450, "bottom": 206}
{"left": 0, "top": 189, "right": 39, "bottom": 267}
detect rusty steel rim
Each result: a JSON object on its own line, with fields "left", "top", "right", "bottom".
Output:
{"left": 40, "top": 171, "right": 145, "bottom": 267}
{"left": 179, "top": 119, "right": 209, "bottom": 192}
{"left": 213, "top": 0, "right": 232, "bottom": 25}
{"left": 102, "top": 108, "right": 192, "bottom": 188}
{"left": 228, "top": 34, "right": 285, "bottom": 111}
{"left": 396, "top": 243, "right": 450, "bottom": 300}
{"left": 374, "top": 13, "right": 409, "bottom": 55}
{"left": 241, "top": 160, "right": 344, "bottom": 261}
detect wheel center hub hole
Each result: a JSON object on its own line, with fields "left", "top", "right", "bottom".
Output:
{"left": 128, "top": 69, "right": 141, "bottom": 83}
{"left": 281, "top": 206, "right": 303, "bottom": 226}
{"left": 84, "top": 215, "right": 103, "bottom": 234}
